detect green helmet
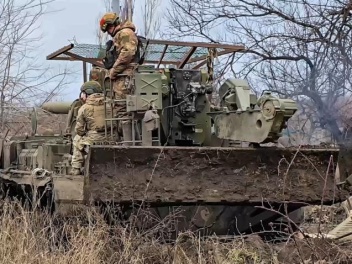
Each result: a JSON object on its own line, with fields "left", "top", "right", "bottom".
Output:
{"left": 80, "top": 81, "right": 102, "bottom": 95}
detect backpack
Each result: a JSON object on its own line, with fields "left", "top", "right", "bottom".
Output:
{"left": 102, "top": 35, "right": 148, "bottom": 70}
{"left": 102, "top": 40, "right": 117, "bottom": 70}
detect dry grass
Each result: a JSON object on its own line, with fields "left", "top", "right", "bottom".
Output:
{"left": 0, "top": 201, "right": 350, "bottom": 264}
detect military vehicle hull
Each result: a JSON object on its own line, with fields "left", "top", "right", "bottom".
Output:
{"left": 1, "top": 39, "right": 349, "bottom": 241}
{"left": 0, "top": 141, "right": 346, "bottom": 240}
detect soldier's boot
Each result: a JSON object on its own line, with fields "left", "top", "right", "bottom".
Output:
{"left": 70, "top": 167, "right": 81, "bottom": 175}
{"left": 121, "top": 121, "right": 132, "bottom": 146}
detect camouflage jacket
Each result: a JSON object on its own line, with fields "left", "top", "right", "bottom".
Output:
{"left": 110, "top": 20, "right": 138, "bottom": 78}
{"left": 75, "top": 93, "right": 106, "bottom": 137}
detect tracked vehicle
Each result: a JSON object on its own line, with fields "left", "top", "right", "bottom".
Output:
{"left": 0, "top": 39, "right": 349, "bottom": 239}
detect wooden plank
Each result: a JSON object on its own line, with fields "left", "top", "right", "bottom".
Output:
{"left": 46, "top": 44, "right": 74, "bottom": 60}
{"left": 64, "top": 51, "right": 104, "bottom": 68}
{"left": 178, "top": 47, "right": 197, "bottom": 68}
{"left": 157, "top": 44, "right": 168, "bottom": 68}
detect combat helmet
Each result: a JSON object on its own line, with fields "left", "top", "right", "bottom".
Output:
{"left": 80, "top": 81, "right": 102, "bottom": 95}
{"left": 99, "top": 12, "right": 120, "bottom": 32}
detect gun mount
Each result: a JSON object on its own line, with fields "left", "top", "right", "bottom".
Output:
{"left": 210, "top": 78, "right": 298, "bottom": 144}
{"left": 0, "top": 38, "right": 347, "bottom": 241}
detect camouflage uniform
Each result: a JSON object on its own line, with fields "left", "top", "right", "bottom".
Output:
{"left": 110, "top": 20, "right": 138, "bottom": 100}
{"left": 109, "top": 21, "right": 138, "bottom": 141}
{"left": 71, "top": 93, "right": 107, "bottom": 171}
{"left": 99, "top": 13, "right": 138, "bottom": 143}
{"left": 71, "top": 86, "right": 110, "bottom": 174}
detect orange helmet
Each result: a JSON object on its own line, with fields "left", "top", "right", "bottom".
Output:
{"left": 99, "top": 12, "right": 120, "bottom": 32}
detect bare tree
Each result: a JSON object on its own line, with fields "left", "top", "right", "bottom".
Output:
{"left": 121, "top": 0, "right": 134, "bottom": 22}
{"left": 140, "top": 0, "right": 161, "bottom": 39}
{"left": 95, "top": 0, "right": 137, "bottom": 45}
{"left": 96, "top": 0, "right": 111, "bottom": 46}
{"left": 0, "top": 0, "right": 71, "bottom": 133}
{"left": 166, "top": 0, "right": 352, "bottom": 144}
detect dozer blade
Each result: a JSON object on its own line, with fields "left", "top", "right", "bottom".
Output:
{"left": 84, "top": 146, "right": 346, "bottom": 205}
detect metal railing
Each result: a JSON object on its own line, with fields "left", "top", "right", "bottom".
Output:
{"left": 103, "top": 74, "right": 161, "bottom": 146}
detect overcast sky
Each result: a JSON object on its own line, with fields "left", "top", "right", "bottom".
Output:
{"left": 39, "top": 0, "right": 167, "bottom": 102}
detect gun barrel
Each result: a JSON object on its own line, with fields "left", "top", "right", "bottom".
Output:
{"left": 41, "top": 102, "right": 72, "bottom": 114}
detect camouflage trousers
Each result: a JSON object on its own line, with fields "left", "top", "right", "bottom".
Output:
{"left": 71, "top": 132, "right": 105, "bottom": 169}
{"left": 113, "top": 75, "right": 132, "bottom": 127}
{"left": 112, "top": 65, "right": 137, "bottom": 120}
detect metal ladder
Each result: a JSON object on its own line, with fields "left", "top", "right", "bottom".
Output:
{"left": 103, "top": 74, "right": 161, "bottom": 146}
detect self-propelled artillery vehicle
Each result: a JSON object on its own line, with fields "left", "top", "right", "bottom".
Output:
{"left": 0, "top": 38, "right": 350, "bottom": 239}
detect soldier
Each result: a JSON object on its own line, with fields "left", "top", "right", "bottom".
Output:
{"left": 99, "top": 12, "right": 138, "bottom": 144}
{"left": 70, "top": 81, "right": 108, "bottom": 175}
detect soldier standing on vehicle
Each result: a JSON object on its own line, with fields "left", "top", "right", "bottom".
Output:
{"left": 70, "top": 81, "right": 108, "bottom": 175}
{"left": 99, "top": 12, "right": 138, "bottom": 145}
